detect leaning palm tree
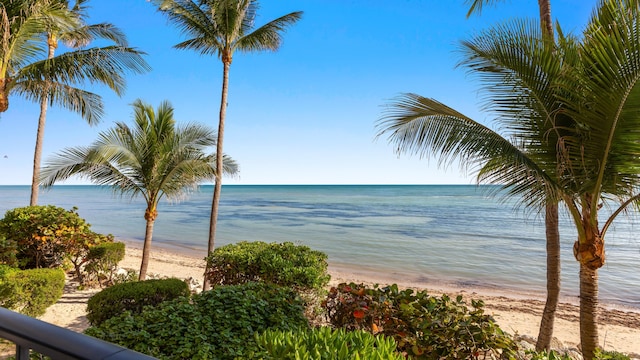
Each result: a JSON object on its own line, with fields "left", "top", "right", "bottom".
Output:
{"left": 466, "top": 0, "right": 559, "bottom": 351}
{"left": 30, "top": 0, "right": 148, "bottom": 206}
{"left": 39, "top": 99, "right": 239, "bottom": 280}
{"left": 152, "top": 0, "right": 302, "bottom": 289}
{"left": 379, "top": 1, "right": 640, "bottom": 357}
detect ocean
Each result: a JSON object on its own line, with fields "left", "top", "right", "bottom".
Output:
{"left": 1, "top": 184, "right": 639, "bottom": 308}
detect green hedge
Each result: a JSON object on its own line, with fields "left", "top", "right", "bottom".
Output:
{"left": 255, "top": 327, "right": 405, "bottom": 359}
{"left": 0, "top": 265, "right": 65, "bottom": 317}
{"left": 86, "top": 278, "right": 190, "bottom": 326}
{"left": 205, "top": 241, "right": 330, "bottom": 292}
{"left": 85, "top": 282, "right": 309, "bottom": 359}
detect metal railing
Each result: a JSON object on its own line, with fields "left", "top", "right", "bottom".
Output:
{"left": 0, "top": 307, "right": 156, "bottom": 360}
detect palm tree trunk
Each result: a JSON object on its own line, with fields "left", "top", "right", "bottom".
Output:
{"left": 538, "top": 0, "right": 553, "bottom": 38}
{"left": 0, "top": 78, "right": 8, "bottom": 112}
{"left": 204, "top": 58, "right": 231, "bottom": 291}
{"left": 31, "top": 96, "right": 48, "bottom": 205}
{"left": 30, "top": 37, "right": 56, "bottom": 205}
{"left": 536, "top": 202, "right": 560, "bottom": 351}
{"left": 139, "top": 218, "right": 155, "bottom": 281}
{"left": 579, "top": 264, "right": 599, "bottom": 360}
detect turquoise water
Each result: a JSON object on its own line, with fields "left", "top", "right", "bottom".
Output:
{"left": 1, "top": 185, "right": 639, "bottom": 308}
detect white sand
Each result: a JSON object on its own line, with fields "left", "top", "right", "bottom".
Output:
{"left": 38, "top": 244, "right": 640, "bottom": 357}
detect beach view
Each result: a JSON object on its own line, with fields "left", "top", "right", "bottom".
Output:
{"left": 1, "top": 0, "right": 640, "bottom": 359}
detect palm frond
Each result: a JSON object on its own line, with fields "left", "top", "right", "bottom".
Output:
{"left": 13, "top": 80, "right": 104, "bottom": 124}
{"left": 17, "top": 45, "right": 150, "bottom": 96}
{"left": 236, "top": 11, "right": 302, "bottom": 53}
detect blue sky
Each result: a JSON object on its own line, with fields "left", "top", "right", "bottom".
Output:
{"left": 0, "top": 0, "right": 594, "bottom": 185}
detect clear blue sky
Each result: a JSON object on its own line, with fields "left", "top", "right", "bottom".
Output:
{"left": 0, "top": 0, "right": 594, "bottom": 185}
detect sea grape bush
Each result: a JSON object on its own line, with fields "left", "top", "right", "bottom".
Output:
{"left": 0, "top": 205, "right": 113, "bottom": 272}
{"left": 85, "top": 282, "right": 309, "bottom": 359}
{"left": 0, "top": 265, "right": 65, "bottom": 317}
{"left": 323, "top": 282, "right": 517, "bottom": 359}
{"left": 86, "top": 278, "right": 190, "bottom": 326}
{"left": 205, "top": 241, "right": 330, "bottom": 292}
{"left": 255, "top": 327, "right": 406, "bottom": 360}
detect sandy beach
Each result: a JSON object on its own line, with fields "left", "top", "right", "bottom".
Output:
{"left": 38, "top": 243, "right": 640, "bottom": 358}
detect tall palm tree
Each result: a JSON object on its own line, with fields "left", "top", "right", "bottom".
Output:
{"left": 380, "top": 1, "right": 640, "bottom": 357}
{"left": 39, "top": 99, "right": 239, "bottom": 280}
{"left": 152, "top": 0, "right": 302, "bottom": 289}
{"left": 30, "top": 0, "right": 146, "bottom": 206}
{"left": 466, "top": 0, "right": 559, "bottom": 351}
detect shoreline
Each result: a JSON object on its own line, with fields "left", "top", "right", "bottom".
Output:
{"left": 120, "top": 238, "right": 640, "bottom": 314}
{"left": 38, "top": 240, "right": 640, "bottom": 358}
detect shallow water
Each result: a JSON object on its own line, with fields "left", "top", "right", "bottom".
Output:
{"left": 1, "top": 184, "right": 639, "bottom": 308}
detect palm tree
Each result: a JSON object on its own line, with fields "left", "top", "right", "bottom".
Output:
{"left": 152, "top": 0, "right": 302, "bottom": 289}
{"left": 550, "top": 1, "right": 640, "bottom": 357}
{"left": 39, "top": 99, "right": 239, "bottom": 280}
{"left": 380, "top": 1, "right": 640, "bottom": 357}
{"left": 30, "top": 0, "right": 148, "bottom": 206}
{"left": 466, "top": 0, "right": 559, "bottom": 351}
{"left": 0, "top": 0, "right": 77, "bottom": 112}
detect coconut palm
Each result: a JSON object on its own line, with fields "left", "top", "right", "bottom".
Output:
{"left": 466, "top": 0, "right": 559, "bottom": 351}
{"left": 152, "top": 0, "right": 302, "bottom": 289}
{"left": 30, "top": 0, "right": 148, "bottom": 206}
{"left": 551, "top": 1, "right": 640, "bottom": 357}
{"left": 39, "top": 99, "right": 239, "bottom": 280}
{"left": 0, "top": 0, "right": 77, "bottom": 112}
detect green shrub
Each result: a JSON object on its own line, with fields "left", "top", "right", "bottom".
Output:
{"left": 595, "top": 348, "right": 631, "bottom": 360}
{"left": 205, "top": 241, "right": 330, "bottom": 292}
{"left": 83, "top": 242, "right": 125, "bottom": 286}
{"left": 0, "top": 266, "right": 65, "bottom": 317}
{"left": 86, "top": 277, "right": 190, "bottom": 326}
{"left": 0, "top": 205, "right": 112, "bottom": 271}
{"left": 527, "top": 350, "right": 573, "bottom": 360}
{"left": 85, "top": 282, "right": 309, "bottom": 359}
{"left": 0, "top": 235, "right": 18, "bottom": 267}
{"left": 255, "top": 327, "right": 406, "bottom": 359}
{"left": 323, "top": 282, "right": 517, "bottom": 359}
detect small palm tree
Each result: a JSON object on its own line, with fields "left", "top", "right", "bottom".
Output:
{"left": 39, "top": 99, "right": 239, "bottom": 280}
{"left": 30, "top": 0, "right": 149, "bottom": 206}
{"left": 152, "top": 0, "right": 302, "bottom": 289}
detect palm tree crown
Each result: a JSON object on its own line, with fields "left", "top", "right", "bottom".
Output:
{"left": 40, "top": 99, "right": 239, "bottom": 279}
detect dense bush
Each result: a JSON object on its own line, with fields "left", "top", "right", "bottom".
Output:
{"left": 0, "top": 235, "right": 17, "bottom": 267}
{"left": 323, "top": 282, "right": 517, "bottom": 359}
{"left": 0, "top": 205, "right": 112, "bottom": 271}
{"left": 86, "top": 278, "right": 190, "bottom": 326}
{"left": 85, "top": 282, "right": 309, "bottom": 359}
{"left": 205, "top": 241, "right": 330, "bottom": 292}
{"left": 83, "top": 241, "right": 125, "bottom": 286}
{"left": 255, "top": 327, "right": 406, "bottom": 360}
{"left": 0, "top": 265, "right": 65, "bottom": 317}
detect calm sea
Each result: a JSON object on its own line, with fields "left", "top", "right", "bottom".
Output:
{"left": 1, "top": 185, "right": 639, "bottom": 308}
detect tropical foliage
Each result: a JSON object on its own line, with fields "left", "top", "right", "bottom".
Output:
{"left": 151, "top": 0, "right": 303, "bottom": 289}
{"left": 39, "top": 99, "right": 239, "bottom": 280}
